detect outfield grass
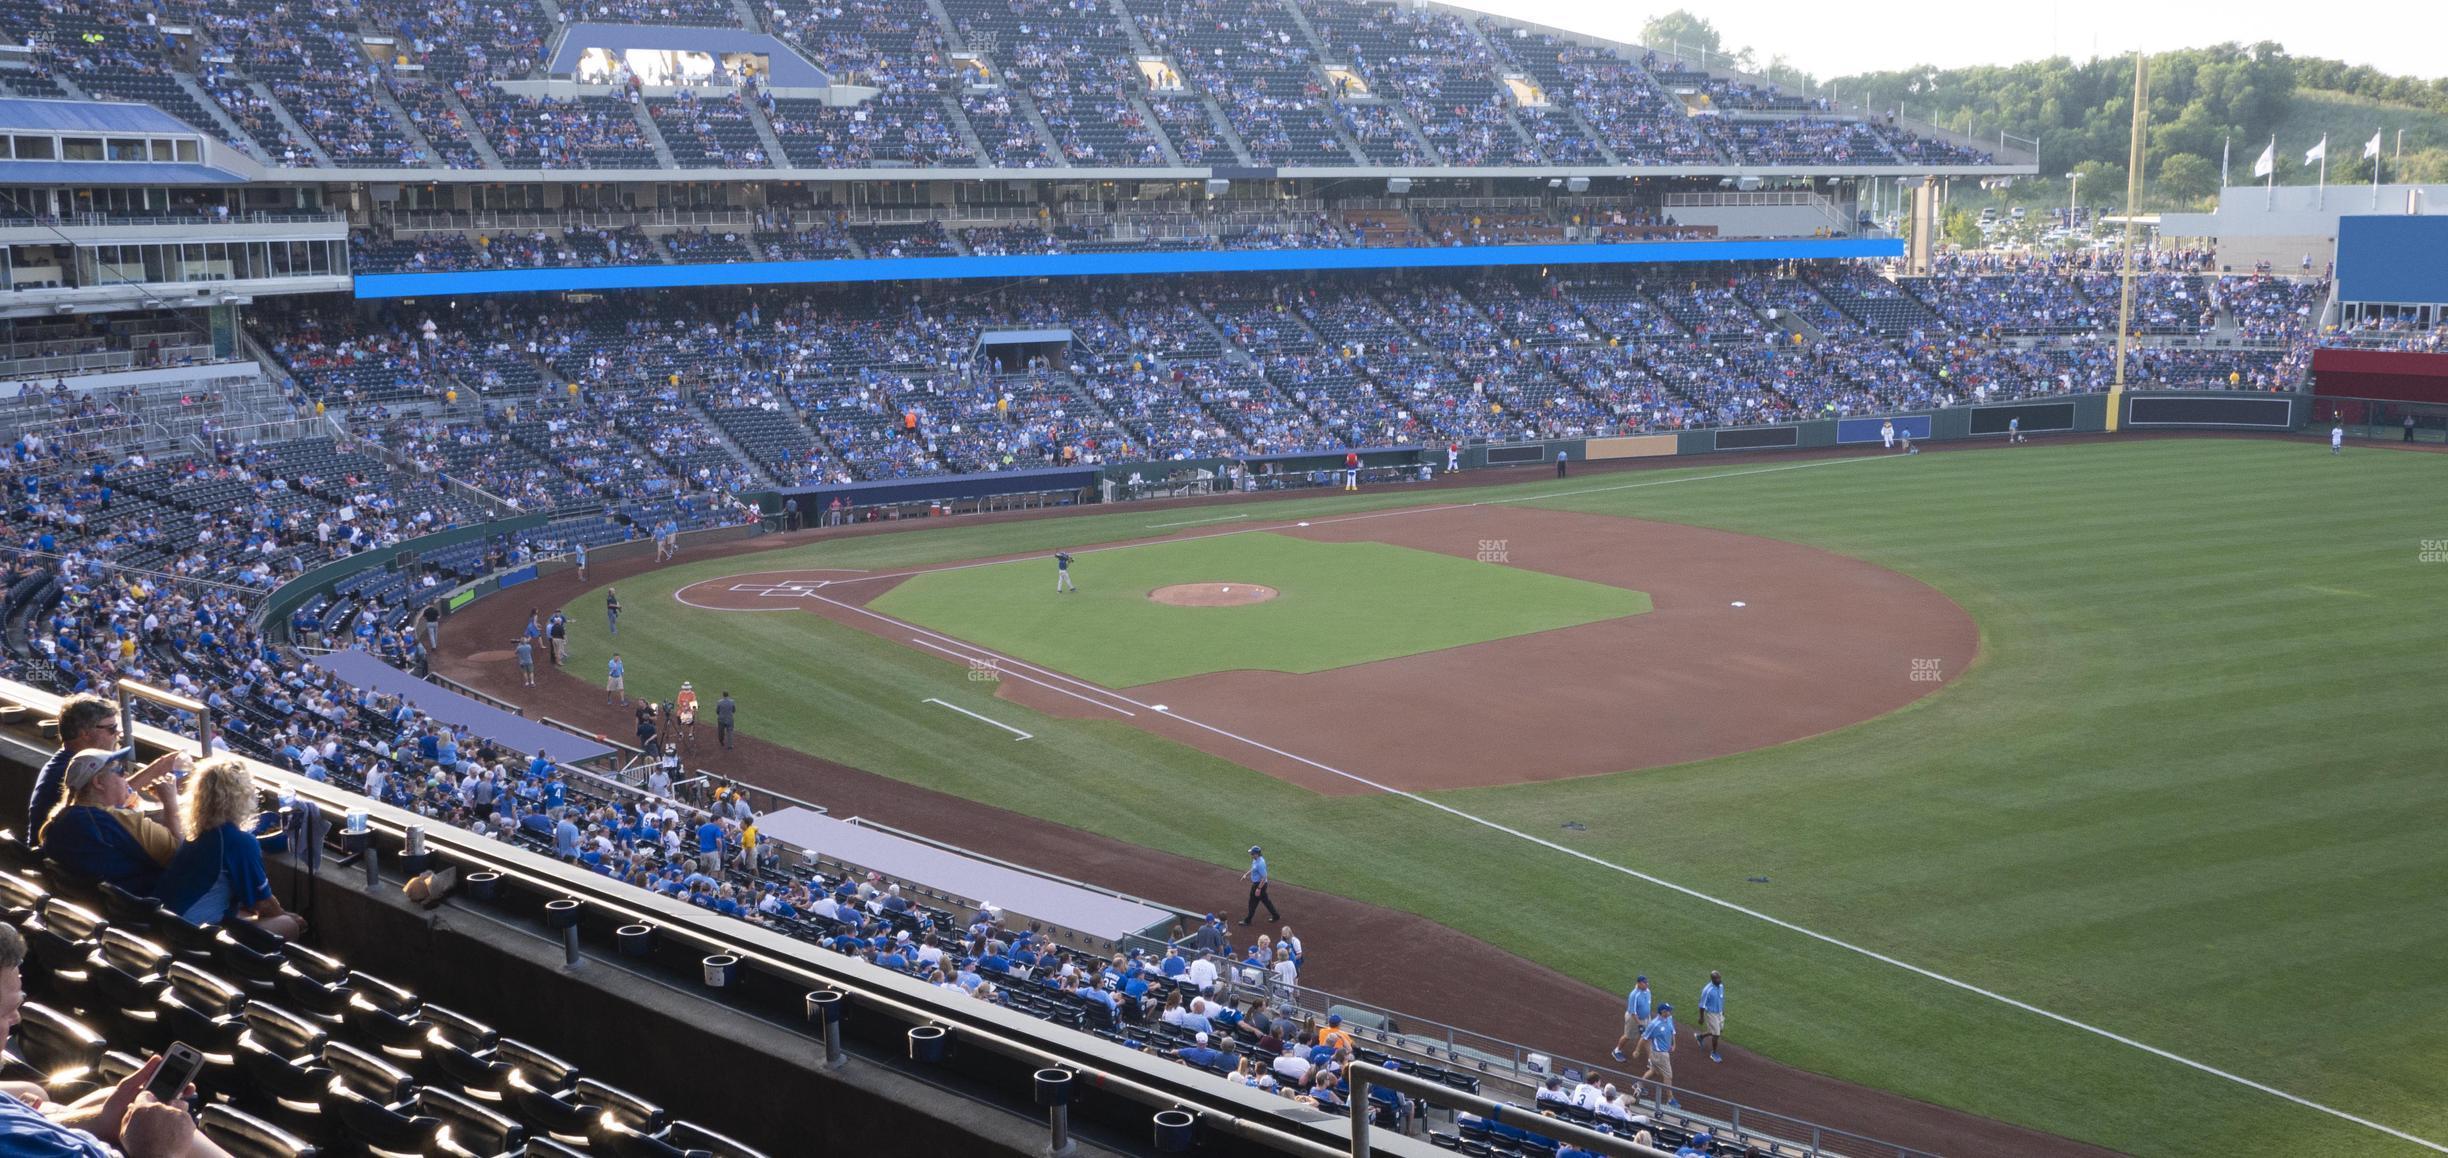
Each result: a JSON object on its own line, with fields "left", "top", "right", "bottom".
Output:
{"left": 567, "top": 440, "right": 2448, "bottom": 1156}
{"left": 867, "top": 531, "right": 1649, "bottom": 686}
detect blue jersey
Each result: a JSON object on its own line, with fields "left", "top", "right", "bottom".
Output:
{"left": 1643, "top": 1014, "right": 1675, "bottom": 1053}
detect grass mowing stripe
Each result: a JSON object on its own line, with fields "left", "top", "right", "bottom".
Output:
{"left": 569, "top": 440, "right": 2448, "bottom": 1155}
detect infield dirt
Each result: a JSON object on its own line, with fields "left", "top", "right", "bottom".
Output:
{"left": 688, "top": 504, "right": 1978, "bottom": 794}
{"left": 435, "top": 487, "right": 2097, "bottom": 1158}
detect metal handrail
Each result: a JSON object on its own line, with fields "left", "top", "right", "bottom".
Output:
{"left": 114, "top": 678, "right": 213, "bottom": 759}
{"left": 45, "top": 688, "right": 1378, "bottom": 1158}
{"left": 0, "top": 211, "right": 346, "bottom": 229}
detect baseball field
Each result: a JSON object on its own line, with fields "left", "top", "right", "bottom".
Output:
{"left": 446, "top": 437, "right": 2448, "bottom": 1157}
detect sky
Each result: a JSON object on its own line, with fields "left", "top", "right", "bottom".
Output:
{"left": 1445, "top": 0, "right": 2448, "bottom": 83}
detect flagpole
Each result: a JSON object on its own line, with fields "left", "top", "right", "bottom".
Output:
{"left": 2316, "top": 134, "right": 2326, "bottom": 210}
{"left": 2373, "top": 126, "right": 2382, "bottom": 209}
{"left": 2221, "top": 135, "right": 2230, "bottom": 189}
{"left": 2265, "top": 134, "right": 2275, "bottom": 209}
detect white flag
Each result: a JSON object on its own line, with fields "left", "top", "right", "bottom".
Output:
{"left": 2252, "top": 140, "right": 2274, "bottom": 177}
{"left": 2363, "top": 130, "right": 2382, "bottom": 159}
{"left": 2304, "top": 136, "right": 2327, "bottom": 164}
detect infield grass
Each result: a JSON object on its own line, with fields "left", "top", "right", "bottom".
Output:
{"left": 567, "top": 439, "right": 2448, "bottom": 1157}
{"left": 866, "top": 531, "right": 1650, "bottom": 686}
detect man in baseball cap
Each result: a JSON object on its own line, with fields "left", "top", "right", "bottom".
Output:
{"left": 1242, "top": 846, "right": 1278, "bottom": 925}
{"left": 1640, "top": 1002, "right": 1680, "bottom": 1108}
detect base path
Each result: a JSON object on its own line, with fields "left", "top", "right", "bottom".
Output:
{"left": 436, "top": 486, "right": 2098, "bottom": 1158}
{"left": 790, "top": 505, "right": 1978, "bottom": 794}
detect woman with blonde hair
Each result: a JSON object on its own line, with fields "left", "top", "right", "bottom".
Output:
{"left": 155, "top": 756, "right": 304, "bottom": 939}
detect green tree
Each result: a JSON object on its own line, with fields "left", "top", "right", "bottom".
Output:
{"left": 1832, "top": 43, "right": 2300, "bottom": 184}
{"left": 2071, "top": 159, "right": 2127, "bottom": 203}
{"left": 2397, "top": 147, "right": 2448, "bottom": 184}
{"left": 1641, "top": 11, "right": 1722, "bottom": 56}
{"left": 1942, "top": 206, "right": 1982, "bottom": 250}
{"left": 2155, "top": 153, "right": 2217, "bottom": 204}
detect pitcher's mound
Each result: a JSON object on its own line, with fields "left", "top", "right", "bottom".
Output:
{"left": 1149, "top": 583, "right": 1279, "bottom": 607}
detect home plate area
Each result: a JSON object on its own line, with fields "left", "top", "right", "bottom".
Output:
{"left": 677, "top": 571, "right": 865, "bottom": 608}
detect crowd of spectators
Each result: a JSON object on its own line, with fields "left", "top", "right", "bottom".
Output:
{"left": 0, "top": 244, "right": 2355, "bottom": 1156}
{"left": 458, "top": 88, "right": 662, "bottom": 168}
{"left": 0, "top": 0, "right": 2006, "bottom": 177}
{"left": 2324, "top": 315, "right": 2445, "bottom": 351}
{"left": 209, "top": 258, "right": 2335, "bottom": 506}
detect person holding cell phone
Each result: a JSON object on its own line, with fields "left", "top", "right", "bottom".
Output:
{"left": 0, "top": 925, "right": 231, "bottom": 1156}
{"left": 154, "top": 758, "right": 304, "bottom": 939}
{"left": 38, "top": 748, "right": 189, "bottom": 897}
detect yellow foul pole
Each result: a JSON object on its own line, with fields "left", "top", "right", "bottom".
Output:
{"left": 2107, "top": 51, "right": 2151, "bottom": 433}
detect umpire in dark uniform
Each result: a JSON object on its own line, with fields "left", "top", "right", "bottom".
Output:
{"left": 1242, "top": 846, "right": 1279, "bottom": 925}
{"left": 715, "top": 691, "right": 737, "bottom": 749}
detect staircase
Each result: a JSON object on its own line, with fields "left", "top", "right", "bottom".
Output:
{"left": 1384, "top": 101, "right": 1443, "bottom": 164}
{"left": 1126, "top": 92, "right": 1185, "bottom": 165}
{"left": 536, "top": 0, "right": 574, "bottom": 65}
{"left": 1010, "top": 90, "right": 1071, "bottom": 168}
{"left": 941, "top": 94, "right": 991, "bottom": 166}
{"left": 727, "top": 0, "right": 761, "bottom": 29}
{"left": 1197, "top": 96, "right": 1255, "bottom": 166}
{"left": 370, "top": 78, "right": 443, "bottom": 168}
{"left": 1109, "top": 0, "right": 1164, "bottom": 58}
{"left": 921, "top": 0, "right": 966, "bottom": 48}
{"left": 740, "top": 98, "right": 788, "bottom": 167}
{"left": 692, "top": 396, "right": 786, "bottom": 487}
{"left": 171, "top": 71, "right": 261, "bottom": 152}
{"left": 631, "top": 99, "right": 680, "bottom": 167}
{"left": 254, "top": 81, "right": 335, "bottom": 166}
{"left": 440, "top": 85, "right": 505, "bottom": 167}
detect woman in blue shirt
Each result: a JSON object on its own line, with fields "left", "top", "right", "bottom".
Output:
{"left": 154, "top": 757, "right": 304, "bottom": 940}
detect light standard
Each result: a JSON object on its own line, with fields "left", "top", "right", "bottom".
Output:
{"left": 2067, "top": 170, "right": 2082, "bottom": 222}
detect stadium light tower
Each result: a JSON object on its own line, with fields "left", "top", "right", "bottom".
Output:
{"left": 2067, "top": 171, "right": 2081, "bottom": 218}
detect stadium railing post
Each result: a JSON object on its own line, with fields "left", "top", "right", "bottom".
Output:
{"left": 806, "top": 990, "right": 846, "bottom": 1069}
{"left": 1034, "top": 1068, "right": 1075, "bottom": 1154}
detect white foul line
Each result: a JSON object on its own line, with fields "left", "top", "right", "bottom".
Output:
{"left": 812, "top": 454, "right": 2447, "bottom": 1152}
{"left": 904, "top": 637, "right": 1136, "bottom": 717}
{"left": 921, "top": 698, "right": 1032, "bottom": 740}
{"left": 1146, "top": 513, "right": 1251, "bottom": 529}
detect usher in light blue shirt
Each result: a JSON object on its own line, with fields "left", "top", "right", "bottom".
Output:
{"left": 1249, "top": 855, "right": 1267, "bottom": 883}
{"left": 1700, "top": 982, "right": 1724, "bottom": 1014}
{"left": 1627, "top": 986, "right": 1652, "bottom": 1020}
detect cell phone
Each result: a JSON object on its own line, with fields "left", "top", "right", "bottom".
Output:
{"left": 144, "top": 1042, "right": 203, "bottom": 1102}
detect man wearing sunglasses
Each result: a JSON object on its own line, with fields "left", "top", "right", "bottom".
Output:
{"left": 24, "top": 694, "right": 117, "bottom": 853}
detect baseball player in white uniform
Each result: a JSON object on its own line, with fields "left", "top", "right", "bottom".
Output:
{"left": 2331, "top": 424, "right": 2344, "bottom": 454}
{"left": 1880, "top": 420, "right": 1895, "bottom": 450}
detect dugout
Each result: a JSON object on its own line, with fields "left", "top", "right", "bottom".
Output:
{"left": 762, "top": 463, "right": 1099, "bottom": 524}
